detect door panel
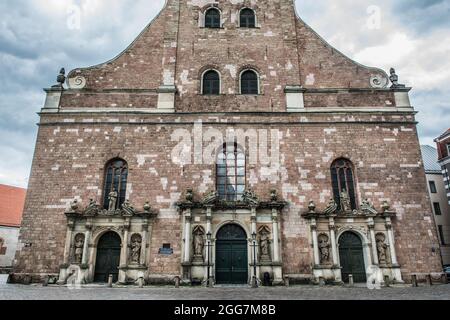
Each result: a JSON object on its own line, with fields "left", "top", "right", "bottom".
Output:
{"left": 216, "top": 240, "right": 248, "bottom": 284}
{"left": 339, "top": 232, "right": 367, "bottom": 283}
{"left": 94, "top": 232, "right": 121, "bottom": 283}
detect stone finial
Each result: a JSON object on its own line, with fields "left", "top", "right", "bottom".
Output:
{"left": 185, "top": 188, "right": 194, "bottom": 202}
{"left": 70, "top": 199, "right": 79, "bottom": 212}
{"left": 308, "top": 201, "right": 316, "bottom": 213}
{"left": 143, "top": 201, "right": 151, "bottom": 213}
{"left": 389, "top": 68, "right": 405, "bottom": 88}
{"left": 382, "top": 201, "right": 391, "bottom": 213}
{"left": 270, "top": 189, "right": 278, "bottom": 202}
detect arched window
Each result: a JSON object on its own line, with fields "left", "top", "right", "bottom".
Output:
{"left": 240, "top": 70, "right": 259, "bottom": 95}
{"left": 240, "top": 8, "right": 256, "bottom": 28}
{"left": 331, "top": 158, "right": 357, "bottom": 211}
{"left": 103, "top": 158, "right": 128, "bottom": 210}
{"left": 205, "top": 8, "right": 221, "bottom": 28}
{"left": 217, "top": 143, "right": 246, "bottom": 201}
{"left": 202, "top": 70, "right": 220, "bottom": 95}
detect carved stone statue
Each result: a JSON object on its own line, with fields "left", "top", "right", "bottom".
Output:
{"left": 361, "top": 199, "right": 378, "bottom": 215}
{"left": 84, "top": 198, "right": 99, "bottom": 215}
{"left": 73, "top": 234, "right": 85, "bottom": 264}
{"left": 382, "top": 201, "right": 391, "bottom": 213}
{"left": 185, "top": 188, "right": 194, "bottom": 202}
{"left": 192, "top": 226, "right": 205, "bottom": 261}
{"left": 202, "top": 191, "right": 218, "bottom": 205}
{"left": 108, "top": 189, "right": 118, "bottom": 211}
{"left": 323, "top": 198, "right": 338, "bottom": 215}
{"left": 143, "top": 201, "right": 151, "bottom": 213}
{"left": 340, "top": 189, "right": 351, "bottom": 212}
{"left": 70, "top": 199, "right": 79, "bottom": 212}
{"left": 259, "top": 226, "right": 271, "bottom": 262}
{"left": 308, "top": 201, "right": 316, "bottom": 213}
{"left": 52, "top": 68, "right": 66, "bottom": 88}
{"left": 376, "top": 233, "right": 389, "bottom": 265}
{"left": 318, "top": 234, "right": 330, "bottom": 264}
{"left": 130, "top": 234, "right": 142, "bottom": 264}
{"left": 270, "top": 189, "right": 278, "bottom": 202}
{"left": 122, "top": 199, "right": 135, "bottom": 215}
{"left": 242, "top": 189, "right": 259, "bottom": 206}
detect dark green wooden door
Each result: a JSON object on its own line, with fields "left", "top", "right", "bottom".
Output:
{"left": 339, "top": 232, "right": 367, "bottom": 283}
{"left": 216, "top": 224, "right": 248, "bottom": 284}
{"left": 94, "top": 232, "right": 121, "bottom": 283}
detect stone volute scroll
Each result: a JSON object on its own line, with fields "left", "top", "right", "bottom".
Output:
{"left": 258, "top": 225, "right": 271, "bottom": 262}
{"left": 130, "top": 234, "right": 142, "bottom": 265}
{"left": 192, "top": 226, "right": 205, "bottom": 262}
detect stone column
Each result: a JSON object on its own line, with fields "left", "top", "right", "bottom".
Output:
{"left": 368, "top": 219, "right": 379, "bottom": 265}
{"left": 63, "top": 220, "right": 75, "bottom": 265}
{"left": 120, "top": 225, "right": 130, "bottom": 267}
{"left": 206, "top": 206, "right": 212, "bottom": 235}
{"left": 311, "top": 218, "right": 320, "bottom": 266}
{"left": 251, "top": 206, "right": 257, "bottom": 235}
{"left": 184, "top": 209, "right": 192, "bottom": 263}
{"left": 272, "top": 208, "right": 280, "bottom": 262}
{"left": 140, "top": 220, "right": 149, "bottom": 266}
{"left": 328, "top": 218, "right": 338, "bottom": 266}
{"left": 205, "top": 207, "right": 212, "bottom": 267}
{"left": 82, "top": 227, "right": 91, "bottom": 265}
{"left": 386, "top": 217, "right": 399, "bottom": 266}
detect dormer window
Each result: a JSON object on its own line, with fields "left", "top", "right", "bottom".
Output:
{"left": 205, "top": 8, "right": 221, "bottom": 28}
{"left": 240, "top": 8, "right": 256, "bottom": 28}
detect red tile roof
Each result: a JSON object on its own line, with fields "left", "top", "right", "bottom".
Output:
{"left": 0, "top": 184, "right": 26, "bottom": 227}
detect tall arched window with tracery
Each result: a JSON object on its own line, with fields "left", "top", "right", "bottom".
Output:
{"left": 330, "top": 158, "right": 357, "bottom": 211}
{"left": 103, "top": 158, "right": 128, "bottom": 210}
{"left": 217, "top": 143, "right": 246, "bottom": 201}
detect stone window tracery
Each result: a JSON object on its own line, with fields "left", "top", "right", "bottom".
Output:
{"left": 217, "top": 143, "right": 246, "bottom": 201}
{"left": 330, "top": 158, "right": 357, "bottom": 211}
{"left": 103, "top": 158, "right": 128, "bottom": 210}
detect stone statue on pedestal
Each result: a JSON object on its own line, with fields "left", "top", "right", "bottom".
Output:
{"left": 318, "top": 234, "right": 330, "bottom": 264}
{"left": 192, "top": 226, "right": 205, "bottom": 262}
{"left": 73, "top": 234, "right": 85, "bottom": 264}
{"left": 130, "top": 234, "right": 142, "bottom": 264}
{"left": 340, "top": 189, "right": 351, "bottom": 212}
{"left": 376, "top": 233, "right": 389, "bottom": 265}
{"left": 108, "top": 189, "right": 118, "bottom": 211}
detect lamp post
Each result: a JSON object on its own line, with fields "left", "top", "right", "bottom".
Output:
{"left": 252, "top": 232, "right": 258, "bottom": 288}
{"left": 206, "top": 232, "right": 212, "bottom": 288}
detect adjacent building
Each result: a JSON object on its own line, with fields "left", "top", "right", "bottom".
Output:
{"left": 12, "top": 0, "right": 443, "bottom": 286}
{"left": 421, "top": 145, "right": 450, "bottom": 266}
{"left": 0, "top": 184, "right": 26, "bottom": 272}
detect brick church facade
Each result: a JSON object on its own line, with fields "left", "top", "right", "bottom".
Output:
{"left": 12, "top": 0, "right": 443, "bottom": 285}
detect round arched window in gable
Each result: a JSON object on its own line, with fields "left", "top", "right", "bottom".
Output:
{"left": 103, "top": 159, "right": 128, "bottom": 210}
{"left": 205, "top": 8, "right": 221, "bottom": 28}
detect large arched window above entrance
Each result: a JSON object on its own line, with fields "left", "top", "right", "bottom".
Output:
{"left": 205, "top": 8, "right": 221, "bottom": 28}
{"left": 240, "top": 8, "right": 256, "bottom": 28}
{"left": 240, "top": 70, "right": 259, "bottom": 95}
{"left": 217, "top": 224, "right": 247, "bottom": 240}
{"left": 217, "top": 143, "right": 246, "bottom": 201}
{"left": 330, "top": 158, "right": 357, "bottom": 211}
{"left": 103, "top": 158, "right": 128, "bottom": 210}
{"left": 202, "top": 70, "right": 220, "bottom": 95}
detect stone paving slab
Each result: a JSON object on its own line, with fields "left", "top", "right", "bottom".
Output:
{"left": 1, "top": 284, "right": 450, "bottom": 300}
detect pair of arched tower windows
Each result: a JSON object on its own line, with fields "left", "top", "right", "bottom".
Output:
{"left": 101, "top": 156, "right": 357, "bottom": 209}
{"left": 202, "top": 69, "right": 259, "bottom": 95}
{"left": 205, "top": 8, "right": 256, "bottom": 29}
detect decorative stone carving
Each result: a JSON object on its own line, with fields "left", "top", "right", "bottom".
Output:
{"left": 73, "top": 233, "right": 85, "bottom": 264}
{"left": 130, "top": 234, "right": 142, "bottom": 264}
{"left": 318, "top": 234, "right": 331, "bottom": 264}
{"left": 68, "top": 75, "right": 87, "bottom": 89}
{"left": 270, "top": 189, "right": 278, "bottom": 202}
{"left": 258, "top": 225, "right": 271, "bottom": 262}
{"left": 389, "top": 68, "right": 405, "bottom": 88}
{"left": 308, "top": 201, "right": 316, "bottom": 213}
{"left": 192, "top": 225, "right": 205, "bottom": 262}
{"left": 122, "top": 199, "right": 136, "bottom": 216}
{"left": 323, "top": 198, "right": 338, "bottom": 215}
{"left": 108, "top": 189, "right": 118, "bottom": 211}
{"left": 361, "top": 199, "right": 378, "bottom": 215}
{"left": 242, "top": 189, "right": 259, "bottom": 206}
{"left": 382, "top": 201, "right": 391, "bottom": 213}
{"left": 340, "top": 189, "right": 351, "bottom": 212}
{"left": 376, "top": 233, "right": 389, "bottom": 265}
{"left": 70, "top": 199, "right": 79, "bottom": 212}
{"left": 52, "top": 68, "right": 66, "bottom": 88}
{"left": 85, "top": 199, "right": 99, "bottom": 216}
{"left": 370, "top": 74, "right": 388, "bottom": 88}
{"left": 185, "top": 188, "right": 194, "bottom": 203}
{"left": 143, "top": 201, "right": 151, "bottom": 213}
{"left": 202, "top": 191, "right": 218, "bottom": 205}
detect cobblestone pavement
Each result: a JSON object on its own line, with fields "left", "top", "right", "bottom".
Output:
{"left": 1, "top": 284, "right": 450, "bottom": 300}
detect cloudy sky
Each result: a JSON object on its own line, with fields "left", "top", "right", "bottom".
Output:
{"left": 0, "top": 0, "right": 449, "bottom": 188}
